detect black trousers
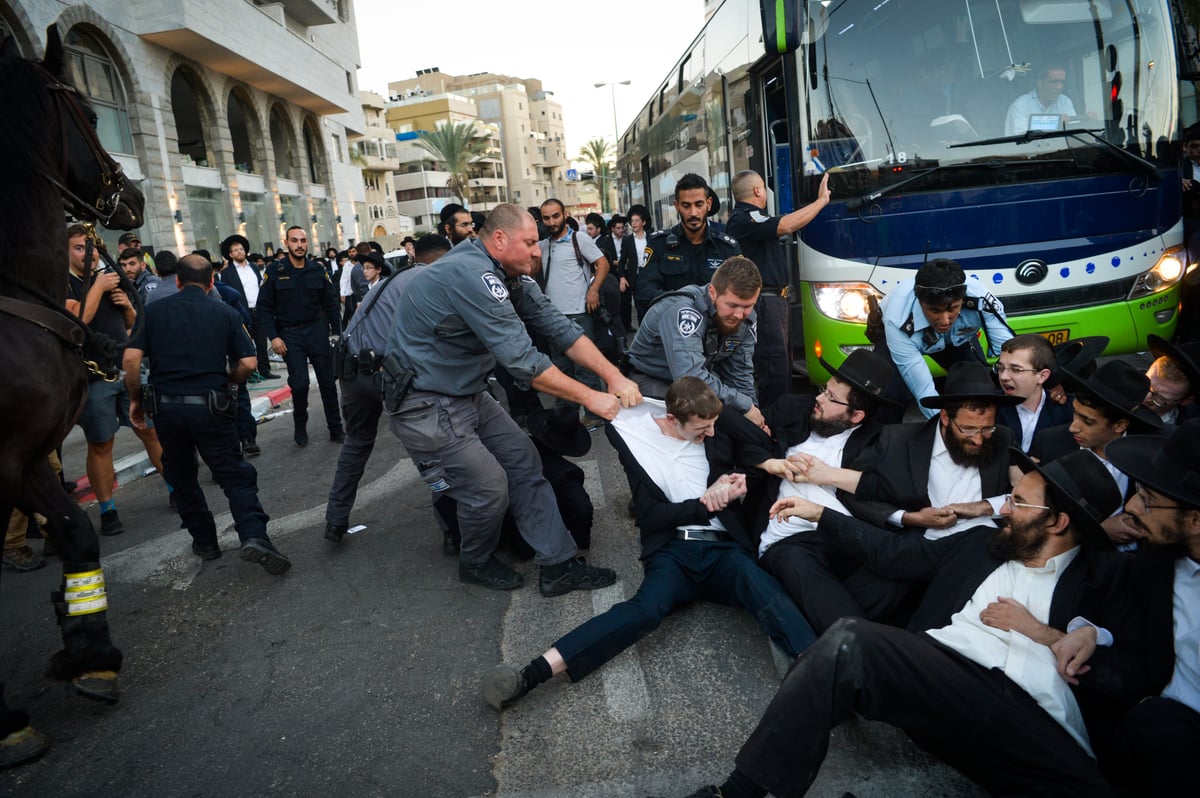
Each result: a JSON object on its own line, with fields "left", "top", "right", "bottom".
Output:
{"left": 735, "top": 618, "right": 1112, "bottom": 798}
{"left": 155, "top": 403, "right": 269, "bottom": 546}
{"left": 250, "top": 315, "right": 271, "bottom": 375}
{"left": 325, "top": 373, "right": 383, "bottom": 526}
{"left": 754, "top": 293, "right": 791, "bottom": 407}
{"left": 235, "top": 380, "right": 254, "bottom": 444}
{"left": 280, "top": 321, "right": 342, "bottom": 434}
{"left": 1113, "top": 695, "right": 1200, "bottom": 795}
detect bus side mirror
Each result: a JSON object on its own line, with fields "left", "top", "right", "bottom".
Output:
{"left": 760, "top": 0, "right": 806, "bottom": 55}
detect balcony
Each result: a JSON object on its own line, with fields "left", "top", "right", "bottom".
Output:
{"left": 277, "top": 0, "right": 339, "bottom": 27}
{"left": 135, "top": 0, "right": 353, "bottom": 115}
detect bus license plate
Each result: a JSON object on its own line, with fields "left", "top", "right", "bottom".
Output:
{"left": 1039, "top": 329, "right": 1069, "bottom": 345}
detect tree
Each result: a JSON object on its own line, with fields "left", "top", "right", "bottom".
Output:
{"left": 578, "top": 137, "right": 614, "bottom": 213}
{"left": 415, "top": 121, "right": 489, "bottom": 205}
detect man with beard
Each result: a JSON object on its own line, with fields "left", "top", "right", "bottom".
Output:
{"left": 438, "top": 203, "right": 475, "bottom": 245}
{"left": 634, "top": 173, "right": 741, "bottom": 316}
{"left": 1089, "top": 420, "right": 1200, "bottom": 793}
{"left": 482, "top": 378, "right": 816, "bottom": 711}
{"left": 718, "top": 350, "right": 900, "bottom": 633}
{"left": 673, "top": 447, "right": 1134, "bottom": 798}
{"left": 627, "top": 256, "right": 765, "bottom": 428}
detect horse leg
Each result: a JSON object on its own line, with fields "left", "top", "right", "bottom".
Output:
{"left": 18, "top": 459, "right": 122, "bottom": 705}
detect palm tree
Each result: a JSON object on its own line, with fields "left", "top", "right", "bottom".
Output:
{"left": 415, "top": 121, "right": 489, "bottom": 205}
{"left": 578, "top": 137, "right": 614, "bottom": 213}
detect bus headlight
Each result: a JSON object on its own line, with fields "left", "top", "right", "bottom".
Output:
{"left": 1128, "top": 247, "right": 1186, "bottom": 299}
{"left": 811, "top": 282, "right": 881, "bottom": 323}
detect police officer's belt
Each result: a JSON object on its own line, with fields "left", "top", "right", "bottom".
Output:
{"left": 760, "top": 286, "right": 788, "bottom": 298}
{"left": 675, "top": 527, "right": 729, "bottom": 542}
{"left": 158, "top": 394, "right": 209, "bottom": 406}
{"left": 279, "top": 321, "right": 318, "bottom": 331}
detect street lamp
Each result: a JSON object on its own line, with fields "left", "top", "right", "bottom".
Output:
{"left": 594, "top": 80, "right": 631, "bottom": 149}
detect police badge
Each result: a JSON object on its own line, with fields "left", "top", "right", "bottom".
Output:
{"left": 481, "top": 272, "right": 509, "bottom": 302}
{"left": 677, "top": 307, "right": 703, "bottom": 337}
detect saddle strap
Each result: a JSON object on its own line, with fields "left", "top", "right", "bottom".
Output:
{"left": 0, "top": 295, "right": 86, "bottom": 348}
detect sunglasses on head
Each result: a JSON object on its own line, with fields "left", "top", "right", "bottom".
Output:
{"left": 915, "top": 282, "right": 966, "bottom": 298}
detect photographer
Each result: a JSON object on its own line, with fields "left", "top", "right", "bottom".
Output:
{"left": 537, "top": 199, "right": 611, "bottom": 427}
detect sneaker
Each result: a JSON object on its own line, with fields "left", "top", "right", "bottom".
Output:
{"left": 99, "top": 509, "right": 125, "bottom": 536}
{"left": 538, "top": 556, "right": 615, "bottom": 597}
{"left": 483, "top": 663, "right": 528, "bottom": 710}
{"left": 242, "top": 440, "right": 261, "bottom": 456}
{"left": 2, "top": 546, "right": 46, "bottom": 572}
{"left": 240, "top": 538, "right": 291, "bottom": 575}
{"left": 458, "top": 556, "right": 524, "bottom": 590}
{"left": 324, "top": 522, "right": 347, "bottom": 543}
{"left": 191, "top": 541, "right": 222, "bottom": 561}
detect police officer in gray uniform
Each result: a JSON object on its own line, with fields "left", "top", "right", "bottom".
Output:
{"left": 385, "top": 204, "right": 643, "bottom": 595}
{"left": 323, "top": 238, "right": 450, "bottom": 542}
{"left": 627, "top": 256, "right": 766, "bottom": 428}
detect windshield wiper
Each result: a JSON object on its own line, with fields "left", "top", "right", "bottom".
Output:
{"left": 845, "top": 160, "right": 1009, "bottom": 210}
{"left": 948, "top": 128, "right": 1161, "bottom": 181}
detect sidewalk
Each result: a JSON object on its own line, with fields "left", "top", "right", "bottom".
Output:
{"left": 61, "top": 367, "right": 295, "bottom": 504}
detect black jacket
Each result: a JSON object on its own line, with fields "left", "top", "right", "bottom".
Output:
{"left": 997, "top": 390, "right": 1073, "bottom": 452}
{"left": 219, "top": 260, "right": 263, "bottom": 305}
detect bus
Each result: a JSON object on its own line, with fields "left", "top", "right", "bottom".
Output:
{"left": 617, "top": 0, "right": 1191, "bottom": 381}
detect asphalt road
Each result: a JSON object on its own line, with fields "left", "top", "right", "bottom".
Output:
{"left": 2, "top": 378, "right": 990, "bottom": 797}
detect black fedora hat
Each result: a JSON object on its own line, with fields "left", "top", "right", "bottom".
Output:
{"left": 1147, "top": 334, "right": 1200, "bottom": 395}
{"left": 360, "top": 250, "right": 392, "bottom": 277}
{"left": 1107, "top": 419, "right": 1200, "bottom": 508}
{"left": 920, "top": 361, "right": 1023, "bottom": 409}
{"left": 528, "top": 407, "right": 591, "bottom": 458}
{"left": 818, "top": 350, "right": 902, "bottom": 407}
{"left": 220, "top": 234, "right": 251, "bottom": 260}
{"left": 1047, "top": 335, "right": 1109, "bottom": 388}
{"left": 1009, "top": 447, "right": 1122, "bottom": 549}
{"left": 1063, "top": 360, "right": 1162, "bottom": 430}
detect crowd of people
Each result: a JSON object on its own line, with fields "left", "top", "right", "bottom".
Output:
{"left": 3, "top": 170, "right": 1197, "bottom": 794}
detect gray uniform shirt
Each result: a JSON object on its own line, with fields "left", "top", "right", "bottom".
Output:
{"left": 346, "top": 265, "right": 425, "bottom": 352}
{"left": 387, "top": 238, "right": 583, "bottom": 396}
{"left": 627, "top": 285, "right": 758, "bottom": 412}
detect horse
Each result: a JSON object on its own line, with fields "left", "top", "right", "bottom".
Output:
{"left": 0, "top": 25, "right": 145, "bottom": 768}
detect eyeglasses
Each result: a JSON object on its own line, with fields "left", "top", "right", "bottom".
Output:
{"left": 951, "top": 419, "right": 997, "bottom": 438}
{"left": 915, "top": 282, "right": 967, "bottom": 297}
{"left": 1004, "top": 494, "right": 1052, "bottom": 511}
{"left": 1144, "top": 390, "right": 1182, "bottom": 409}
{"left": 1133, "top": 486, "right": 1179, "bottom": 511}
{"left": 993, "top": 363, "right": 1042, "bottom": 376}
{"left": 818, "top": 385, "right": 850, "bottom": 406}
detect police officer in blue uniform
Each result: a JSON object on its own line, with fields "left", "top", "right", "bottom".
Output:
{"left": 257, "top": 225, "right": 344, "bottom": 447}
{"left": 875, "top": 258, "right": 1014, "bottom": 416}
{"left": 634, "top": 173, "right": 741, "bottom": 318}
{"left": 123, "top": 255, "right": 290, "bottom": 574}
{"left": 725, "top": 170, "right": 831, "bottom": 406}
{"left": 627, "top": 256, "right": 765, "bottom": 428}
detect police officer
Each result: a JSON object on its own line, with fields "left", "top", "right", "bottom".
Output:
{"left": 386, "top": 204, "right": 641, "bottom": 595}
{"left": 123, "top": 255, "right": 290, "bottom": 574}
{"left": 876, "top": 258, "right": 1014, "bottom": 416}
{"left": 634, "top": 173, "right": 741, "bottom": 318}
{"left": 725, "top": 170, "right": 831, "bottom": 406}
{"left": 257, "top": 225, "right": 344, "bottom": 447}
{"left": 627, "top": 256, "right": 765, "bottom": 428}
{"left": 323, "top": 237, "right": 451, "bottom": 542}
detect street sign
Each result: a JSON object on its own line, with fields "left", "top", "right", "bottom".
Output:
{"left": 566, "top": 168, "right": 579, "bottom": 181}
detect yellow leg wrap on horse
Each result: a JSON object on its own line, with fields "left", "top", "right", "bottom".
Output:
{"left": 63, "top": 567, "right": 107, "bottom": 616}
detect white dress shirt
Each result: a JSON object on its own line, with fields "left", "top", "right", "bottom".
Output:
{"left": 759, "top": 428, "right": 855, "bottom": 556}
{"left": 233, "top": 261, "right": 260, "bottom": 309}
{"left": 920, "top": 425, "right": 1001, "bottom": 540}
{"left": 1015, "top": 390, "right": 1047, "bottom": 453}
{"left": 1161, "top": 556, "right": 1200, "bottom": 714}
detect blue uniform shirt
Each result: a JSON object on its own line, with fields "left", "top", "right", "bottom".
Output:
{"left": 635, "top": 223, "right": 741, "bottom": 307}
{"left": 880, "top": 276, "right": 1013, "bottom": 417}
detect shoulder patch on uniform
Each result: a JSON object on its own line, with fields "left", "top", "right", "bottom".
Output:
{"left": 677, "top": 307, "right": 703, "bottom": 337}
{"left": 750, "top": 210, "right": 770, "bottom": 223}
{"left": 144, "top": 282, "right": 157, "bottom": 294}
{"left": 721, "top": 233, "right": 737, "bottom": 246}
{"left": 649, "top": 230, "right": 668, "bottom": 239}
{"left": 481, "top": 272, "right": 509, "bottom": 302}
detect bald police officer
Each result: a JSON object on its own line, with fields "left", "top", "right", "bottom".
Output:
{"left": 385, "top": 204, "right": 641, "bottom": 595}
{"left": 124, "top": 255, "right": 289, "bottom": 574}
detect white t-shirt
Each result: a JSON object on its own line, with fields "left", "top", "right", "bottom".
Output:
{"left": 539, "top": 229, "right": 604, "bottom": 315}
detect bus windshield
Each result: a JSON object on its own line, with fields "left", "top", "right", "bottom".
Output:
{"left": 803, "top": 0, "right": 1177, "bottom": 195}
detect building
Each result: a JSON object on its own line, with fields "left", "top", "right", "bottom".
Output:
{"left": 355, "top": 91, "right": 413, "bottom": 250}
{"left": 387, "top": 69, "right": 578, "bottom": 216}
{"left": 4, "top": 0, "right": 367, "bottom": 257}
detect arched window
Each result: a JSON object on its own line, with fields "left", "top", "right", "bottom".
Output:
{"left": 228, "top": 90, "right": 261, "bottom": 174}
{"left": 269, "top": 106, "right": 295, "bottom": 180}
{"left": 64, "top": 28, "right": 133, "bottom": 154}
{"left": 302, "top": 119, "right": 325, "bottom": 185}
{"left": 170, "top": 68, "right": 211, "bottom": 166}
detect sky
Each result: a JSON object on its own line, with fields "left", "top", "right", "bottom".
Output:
{"left": 353, "top": 0, "right": 710, "bottom": 164}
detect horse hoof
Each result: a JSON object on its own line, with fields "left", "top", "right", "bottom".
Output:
{"left": 68, "top": 670, "right": 120, "bottom": 705}
{"left": 0, "top": 726, "right": 50, "bottom": 769}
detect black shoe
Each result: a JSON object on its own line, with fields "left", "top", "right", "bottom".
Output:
{"left": 99, "top": 509, "right": 125, "bottom": 536}
{"left": 61, "top": 479, "right": 77, "bottom": 494}
{"left": 0, "top": 725, "right": 50, "bottom": 769}
{"left": 442, "top": 533, "right": 460, "bottom": 556}
{"left": 483, "top": 664, "right": 529, "bottom": 710}
{"left": 324, "top": 523, "right": 347, "bottom": 543}
{"left": 539, "top": 556, "right": 615, "bottom": 597}
{"left": 330, "top": 430, "right": 346, "bottom": 444}
{"left": 294, "top": 428, "right": 308, "bottom": 447}
{"left": 168, "top": 492, "right": 177, "bottom": 510}
{"left": 240, "top": 538, "right": 291, "bottom": 575}
{"left": 459, "top": 556, "right": 524, "bottom": 590}
{"left": 259, "top": 371, "right": 280, "bottom": 380}
{"left": 242, "top": 440, "right": 261, "bottom": 456}
{"left": 191, "top": 541, "right": 222, "bottom": 561}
